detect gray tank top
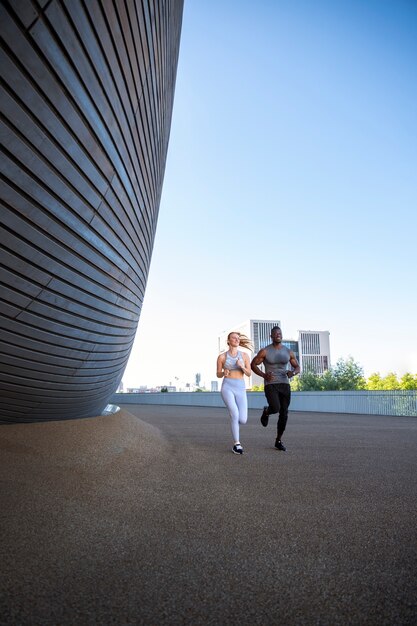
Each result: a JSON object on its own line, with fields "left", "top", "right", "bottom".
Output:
{"left": 264, "top": 344, "right": 291, "bottom": 385}
{"left": 224, "top": 351, "right": 243, "bottom": 371}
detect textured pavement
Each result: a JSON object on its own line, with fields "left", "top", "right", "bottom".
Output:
{"left": 1, "top": 405, "right": 416, "bottom": 625}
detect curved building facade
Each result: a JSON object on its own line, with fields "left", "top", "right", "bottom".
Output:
{"left": 0, "top": 0, "right": 183, "bottom": 422}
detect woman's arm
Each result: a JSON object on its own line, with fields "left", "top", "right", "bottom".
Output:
{"left": 217, "top": 353, "right": 227, "bottom": 378}
{"left": 237, "top": 353, "right": 252, "bottom": 377}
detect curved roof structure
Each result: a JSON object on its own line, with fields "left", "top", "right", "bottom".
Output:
{"left": 0, "top": 0, "right": 183, "bottom": 422}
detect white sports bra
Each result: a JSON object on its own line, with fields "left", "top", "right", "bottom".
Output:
{"left": 224, "top": 351, "right": 243, "bottom": 370}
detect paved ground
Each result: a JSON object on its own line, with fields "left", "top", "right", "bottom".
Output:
{"left": 1, "top": 405, "right": 416, "bottom": 625}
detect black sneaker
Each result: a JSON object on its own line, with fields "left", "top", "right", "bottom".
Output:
{"left": 260, "top": 406, "right": 269, "bottom": 427}
{"left": 275, "top": 439, "right": 286, "bottom": 451}
{"left": 232, "top": 444, "right": 244, "bottom": 455}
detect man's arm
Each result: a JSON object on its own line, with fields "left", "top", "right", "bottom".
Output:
{"left": 286, "top": 351, "right": 301, "bottom": 379}
{"left": 251, "top": 349, "right": 268, "bottom": 380}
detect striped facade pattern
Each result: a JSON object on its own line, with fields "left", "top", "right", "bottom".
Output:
{"left": 0, "top": 0, "right": 183, "bottom": 422}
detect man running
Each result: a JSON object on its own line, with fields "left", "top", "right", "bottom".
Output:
{"left": 251, "top": 326, "right": 300, "bottom": 451}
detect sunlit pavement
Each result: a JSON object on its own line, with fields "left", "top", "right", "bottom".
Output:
{"left": 1, "top": 405, "right": 416, "bottom": 625}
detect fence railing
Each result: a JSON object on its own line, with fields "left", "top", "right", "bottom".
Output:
{"left": 111, "top": 390, "right": 417, "bottom": 417}
{"left": 288, "top": 390, "right": 416, "bottom": 416}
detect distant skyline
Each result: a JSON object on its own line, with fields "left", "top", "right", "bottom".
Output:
{"left": 123, "top": 0, "right": 417, "bottom": 389}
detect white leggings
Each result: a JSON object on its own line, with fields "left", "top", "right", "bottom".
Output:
{"left": 221, "top": 378, "right": 248, "bottom": 442}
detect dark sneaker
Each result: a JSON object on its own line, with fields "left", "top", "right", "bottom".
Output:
{"left": 260, "top": 406, "right": 269, "bottom": 427}
{"left": 232, "top": 444, "right": 244, "bottom": 455}
{"left": 275, "top": 439, "right": 286, "bottom": 451}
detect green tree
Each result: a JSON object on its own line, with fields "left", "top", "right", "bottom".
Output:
{"left": 366, "top": 373, "right": 383, "bottom": 390}
{"left": 296, "top": 370, "right": 323, "bottom": 391}
{"left": 320, "top": 369, "right": 339, "bottom": 390}
{"left": 381, "top": 372, "right": 400, "bottom": 390}
{"left": 333, "top": 357, "right": 366, "bottom": 390}
{"left": 292, "top": 361, "right": 416, "bottom": 392}
{"left": 400, "top": 373, "right": 417, "bottom": 390}
{"left": 290, "top": 376, "right": 301, "bottom": 391}
{"left": 366, "top": 372, "right": 417, "bottom": 390}
{"left": 295, "top": 357, "right": 366, "bottom": 391}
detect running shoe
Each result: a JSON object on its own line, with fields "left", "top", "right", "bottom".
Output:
{"left": 260, "top": 406, "right": 269, "bottom": 427}
{"left": 275, "top": 439, "right": 286, "bottom": 451}
{"left": 232, "top": 444, "right": 244, "bottom": 454}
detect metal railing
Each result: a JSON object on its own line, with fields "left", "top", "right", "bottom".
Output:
{"left": 289, "top": 390, "right": 417, "bottom": 416}
{"left": 111, "top": 390, "right": 417, "bottom": 417}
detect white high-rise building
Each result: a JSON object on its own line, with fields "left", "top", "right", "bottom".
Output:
{"left": 298, "top": 330, "right": 331, "bottom": 375}
{"left": 218, "top": 320, "right": 331, "bottom": 388}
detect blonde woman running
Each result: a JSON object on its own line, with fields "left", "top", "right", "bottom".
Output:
{"left": 217, "top": 332, "right": 252, "bottom": 454}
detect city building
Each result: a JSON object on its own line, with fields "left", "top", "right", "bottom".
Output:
{"left": 218, "top": 320, "right": 330, "bottom": 388}
{"left": 298, "top": 330, "right": 331, "bottom": 375}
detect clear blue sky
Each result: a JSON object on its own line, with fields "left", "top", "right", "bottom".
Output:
{"left": 123, "top": 0, "right": 417, "bottom": 389}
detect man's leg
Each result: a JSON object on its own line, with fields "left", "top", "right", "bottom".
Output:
{"left": 276, "top": 384, "right": 291, "bottom": 442}
{"left": 261, "top": 384, "right": 280, "bottom": 426}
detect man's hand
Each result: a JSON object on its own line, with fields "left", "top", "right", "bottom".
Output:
{"left": 265, "top": 372, "right": 275, "bottom": 382}
{"left": 286, "top": 370, "right": 295, "bottom": 378}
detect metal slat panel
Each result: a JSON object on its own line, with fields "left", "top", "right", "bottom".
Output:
{"left": 0, "top": 0, "right": 184, "bottom": 421}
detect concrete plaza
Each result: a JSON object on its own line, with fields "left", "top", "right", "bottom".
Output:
{"left": 1, "top": 405, "right": 416, "bottom": 625}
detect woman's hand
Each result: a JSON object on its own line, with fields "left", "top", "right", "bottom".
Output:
{"left": 237, "top": 358, "right": 245, "bottom": 370}
{"left": 223, "top": 368, "right": 230, "bottom": 377}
